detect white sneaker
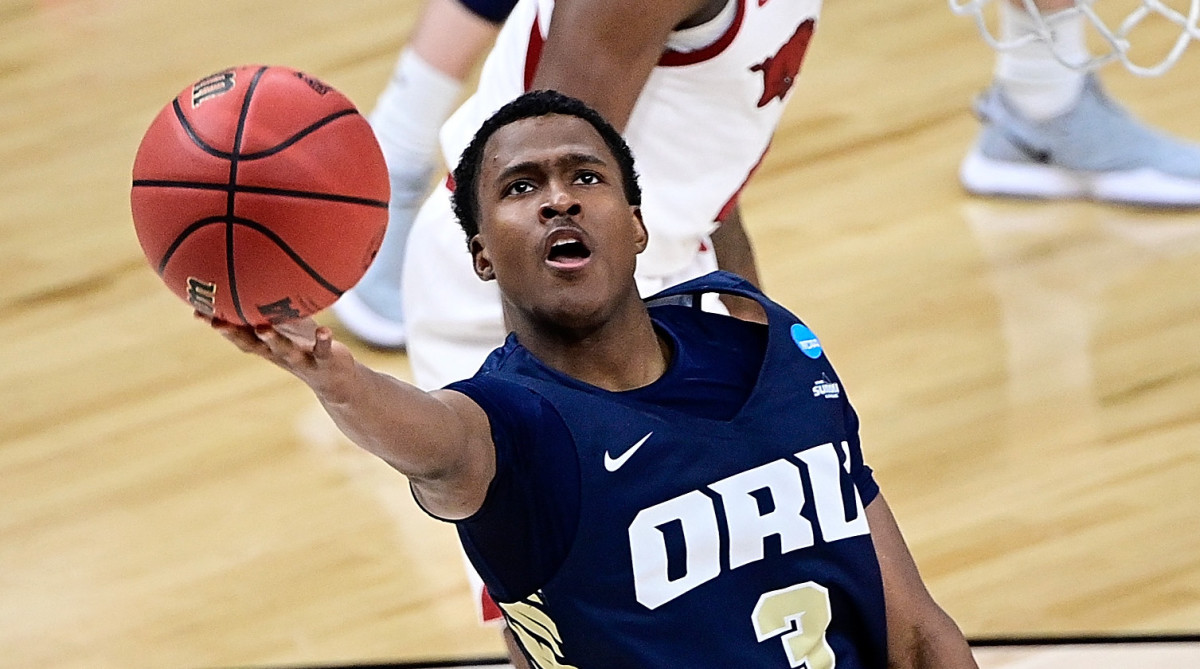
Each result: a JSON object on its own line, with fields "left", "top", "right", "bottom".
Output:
{"left": 331, "top": 289, "right": 407, "bottom": 349}
{"left": 960, "top": 74, "right": 1200, "bottom": 207}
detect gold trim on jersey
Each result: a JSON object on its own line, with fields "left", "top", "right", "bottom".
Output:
{"left": 499, "top": 592, "right": 579, "bottom": 669}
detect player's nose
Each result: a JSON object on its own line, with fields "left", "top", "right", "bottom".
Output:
{"left": 539, "top": 187, "right": 581, "bottom": 222}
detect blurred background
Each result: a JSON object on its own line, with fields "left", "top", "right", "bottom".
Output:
{"left": 1, "top": 0, "right": 1197, "bottom": 667}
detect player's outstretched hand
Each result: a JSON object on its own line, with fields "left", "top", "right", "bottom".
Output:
{"left": 196, "top": 311, "right": 359, "bottom": 399}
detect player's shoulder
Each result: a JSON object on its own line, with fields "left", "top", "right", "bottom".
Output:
{"left": 454, "top": 335, "right": 561, "bottom": 406}
{"left": 650, "top": 302, "right": 768, "bottom": 341}
{"left": 473, "top": 332, "right": 526, "bottom": 375}
{"left": 447, "top": 367, "right": 555, "bottom": 432}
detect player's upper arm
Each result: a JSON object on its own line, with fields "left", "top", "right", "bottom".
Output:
{"left": 406, "top": 388, "right": 498, "bottom": 520}
{"left": 533, "top": 0, "right": 708, "bottom": 129}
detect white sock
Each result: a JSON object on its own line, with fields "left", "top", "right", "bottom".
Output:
{"left": 353, "top": 49, "right": 464, "bottom": 320}
{"left": 368, "top": 48, "right": 464, "bottom": 205}
{"left": 995, "top": 3, "right": 1089, "bottom": 120}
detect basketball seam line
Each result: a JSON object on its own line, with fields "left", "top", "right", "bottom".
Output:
{"left": 131, "top": 180, "right": 388, "bottom": 208}
{"left": 169, "top": 103, "right": 362, "bottom": 161}
{"left": 238, "top": 109, "right": 361, "bottom": 159}
{"left": 172, "top": 99, "right": 227, "bottom": 160}
{"left": 156, "top": 216, "right": 225, "bottom": 276}
{"left": 225, "top": 66, "right": 267, "bottom": 325}
{"left": 156, "top": 217, "right": 345, "bottom": 297}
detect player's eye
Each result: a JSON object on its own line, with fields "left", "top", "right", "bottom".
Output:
{"left": 504, "top": 179, "right": 535, "bottom": 196}
{"left": 575, "top": 171, "right": 602, "bottom": 185}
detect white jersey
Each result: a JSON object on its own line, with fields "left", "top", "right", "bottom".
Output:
{"left": 440, "top": 0, "right": 822, "bottom": 276}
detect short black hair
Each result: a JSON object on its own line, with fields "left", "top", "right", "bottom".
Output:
{"left": 451, "top": 89, "right": 642, "bottom": 244}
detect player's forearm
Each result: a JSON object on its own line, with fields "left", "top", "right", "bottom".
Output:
{"left": 533, "top": 0, "right": 688, "bottom": 130}
{"left": 868, "top": 496, "right": 978, "bottom": 669}
{"left": 889, "top": 616, "right": 979, "bottom": 669}
{"left": 711, "top": 205, "right": 768, "bottom": 322}
{"left": 313, "top": 362, "right": 461, "bottom": 479}
{"left": 531, "top": 48, "right": 649, "bottom": 130}
{"left": 710, "top": 205, "right": 761, "bottom": 286}
{"left": 209, "top": 318, "right": 477, "bottom": 486}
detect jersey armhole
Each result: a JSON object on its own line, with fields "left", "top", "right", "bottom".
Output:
{"left": 410, "top": 380, "right": 510, "bottom": 524}
{"left": 855, "top": 464, "right": 881, "bottom": 508}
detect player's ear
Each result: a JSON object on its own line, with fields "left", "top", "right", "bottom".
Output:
{"left": 470, "top": 235, "right": 495, "bottom": 281}
{"left": 630, "top": 206, "right": 648, "bottom": 254}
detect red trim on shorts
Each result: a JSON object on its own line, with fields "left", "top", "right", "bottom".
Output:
{"left": 659, "top": 0, "right": 745, "bottom": 67}
{"left": 445, "top": 173, "right": 456, "bottom": 192}
{"left": 480, "top": 587, "right": 504, "bottom": 623}
{"left": 524, "top": 13, "right": 545, "bottom": 91}
{"left": 716, "top": 143, "right": 769, "bottom": 223}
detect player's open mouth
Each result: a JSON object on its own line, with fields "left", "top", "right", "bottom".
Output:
{"left": 544, "top": 228, "right": 592, "bottom": 270}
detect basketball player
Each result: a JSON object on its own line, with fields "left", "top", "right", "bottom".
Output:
{"left": 203, "top": 90, "right": 979, "bottom": 668}
{"left": 961, "top": 0, "right": 1200, "bottom": 206}
{"left": 352, "top": 1, "right": 853, "bottom": 656}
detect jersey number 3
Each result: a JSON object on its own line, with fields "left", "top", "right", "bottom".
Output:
{"left": 752, "top": 581, "right": 835, "bottom": 668}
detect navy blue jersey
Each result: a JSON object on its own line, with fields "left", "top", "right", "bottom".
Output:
{"left": 448, "top": 295, "right": 769, "bottom": 602}
{"left": 454, "top": 272, "right": 886, "bottom": 668}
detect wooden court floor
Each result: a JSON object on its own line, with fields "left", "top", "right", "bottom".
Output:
{"left": 1, "top": 0, "right": 1198, "bottom": 667}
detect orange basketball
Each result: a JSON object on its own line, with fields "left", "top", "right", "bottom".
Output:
{"left": 130, "top": 65, "right": 389, "bottom": 326}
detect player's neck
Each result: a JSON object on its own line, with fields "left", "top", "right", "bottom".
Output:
{"left": 515, "top": 299, "right": 670, "bottom": 392}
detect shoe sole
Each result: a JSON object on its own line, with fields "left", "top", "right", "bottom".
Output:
{"left": 961, "top": 149, "right": 1200, "bottom": 208}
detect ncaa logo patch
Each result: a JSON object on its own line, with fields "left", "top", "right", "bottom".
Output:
{"left": 790, "top": 323, "right": 823, "bottom": 359}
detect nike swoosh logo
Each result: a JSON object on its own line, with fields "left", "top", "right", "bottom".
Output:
{"left": 976, "top": 103, "right": 1052, "bottom": 164}
{"left": 1001, "top": 130, "right": 1052, "bottom": 164}
{"left": 604, "top": 432, "right": 653, "bottom": 472}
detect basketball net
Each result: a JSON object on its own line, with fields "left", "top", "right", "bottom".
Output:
{"left": 949, "top": 0, "right": 1200, "bottom": 76}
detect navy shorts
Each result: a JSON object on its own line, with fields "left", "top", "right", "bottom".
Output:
{"left": 459, "top": 0, "right": 518, "bottom": 24}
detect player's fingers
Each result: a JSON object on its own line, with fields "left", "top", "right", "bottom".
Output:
{"left": 255, "top": 326, "right": 292, "bottom": 355}
{"left": 207, "top": 319, "right": 268, "bottom": 355}
{"left": 224, "top": 331, "right": 269, "bottom": 356}
{"left": 275, "top": 318, "right": 318, "bottom": 345}
{"left": 313, "top": 326, "right": 333, "bottom": 360}
{"left": 255, "top": 326, "right": 314, "bottom": 368}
